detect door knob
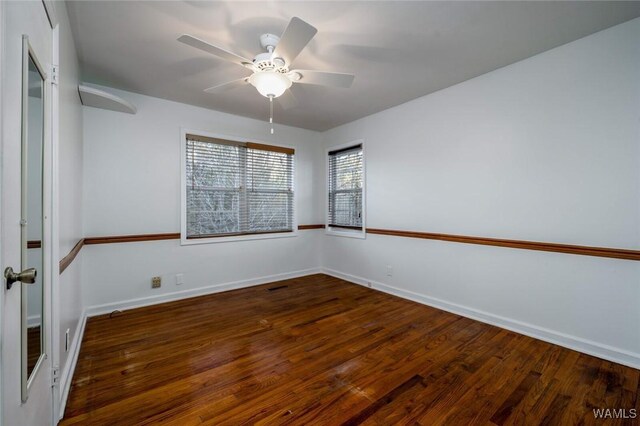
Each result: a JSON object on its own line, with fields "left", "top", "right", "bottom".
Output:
{"left": 4, "top": 267, "right": 37, "bottom": 290}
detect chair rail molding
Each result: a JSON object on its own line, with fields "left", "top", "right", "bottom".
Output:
{"left": 366, "top": 228, "right": 640, "bottom": 261}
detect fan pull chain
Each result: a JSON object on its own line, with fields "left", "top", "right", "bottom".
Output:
{"left": 269, "top": 96, "right": 274, "bottom": 134}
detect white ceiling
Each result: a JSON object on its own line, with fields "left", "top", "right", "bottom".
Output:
{"left": 66, "top": 1, "right": 640, "bottom": 131}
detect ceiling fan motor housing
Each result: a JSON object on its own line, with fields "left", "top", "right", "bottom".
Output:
{"left": 254, "top": 33, "right": 287, "bottom": 72}
{"left": 253, "top": 52, "right": 288, "bottom": 73}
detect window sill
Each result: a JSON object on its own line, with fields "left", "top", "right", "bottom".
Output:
{"left": 180, "top": 230, "right": 298, "bottom": 246}
{"left": 325, "top": 227, "right": 366, "bottom": 239}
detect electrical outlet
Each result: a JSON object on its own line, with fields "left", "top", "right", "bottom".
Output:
{"left": 65, "top": 329, "right": 70, "bottom": 352}
{"left": 176, "top": 273, "right": 184, "bottom": 286}
{"left": 386, "top": 265, "right": 393, "bottom": 277}
{"left": 151, "top": 276, "right": 162, "bottom": 288}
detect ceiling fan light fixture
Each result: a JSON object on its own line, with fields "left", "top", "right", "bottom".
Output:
{"left": 249, "top": 71, "right": 292, "bottom": 98}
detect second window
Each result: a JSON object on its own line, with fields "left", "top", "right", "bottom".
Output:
{"left": 328, "top": 143, "right": 364, "bottom": 232}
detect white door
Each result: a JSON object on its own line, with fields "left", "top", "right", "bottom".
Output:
{"left": 1, "top": 1, "right": 55, "bottom": 425}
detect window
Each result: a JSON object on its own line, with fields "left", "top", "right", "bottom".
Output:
{"left": 184, "top": 133, "right": 294, "bottom": 240}
{"left": 328, "top": 143, "right": 364, "bottom": 234}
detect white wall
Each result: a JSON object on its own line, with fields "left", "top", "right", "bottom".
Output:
{"left": 56, "top": 1, "right": 84, "bottom": 411}
{"left": 321, "top": 18, "right": 640, "bottom": 366}
{"left": 82, "top": 88, "right": 324, "bottom": 309}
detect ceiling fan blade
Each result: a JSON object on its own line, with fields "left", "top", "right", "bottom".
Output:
{"left": 204, "top": 78, "right": 249, "bottom": 94}
{"left": 291, "top": 70, "right": 355, "bottom": 88}
{"left": 272, "top": 17, "right": 317, "bottom": 67}
{"left": 277, "top": 89, "right": 298, "bottom": 110}
{"left": 178, "top": 34, "right": 254, "bottom": 69}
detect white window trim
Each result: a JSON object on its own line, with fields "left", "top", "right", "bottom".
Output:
{"left": 325, "top": 139, "right": 366, "bottom": 239}
{"left": 180, "top": 127, "right": 298, "bottom": 245}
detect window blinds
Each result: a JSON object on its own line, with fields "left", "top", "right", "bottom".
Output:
{"left": 328, "top": 144, "right": 363, "bottom": 229}
{"left": 185, "top": 134, "right": 294, "bottom": 238}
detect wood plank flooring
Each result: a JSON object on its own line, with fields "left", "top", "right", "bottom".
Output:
{"left": 61, "top": 274, "right": 639, "bottom": 425}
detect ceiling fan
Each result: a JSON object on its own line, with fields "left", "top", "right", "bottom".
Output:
{"left": 178, "top": 17, "right": 355, "bottom": 133}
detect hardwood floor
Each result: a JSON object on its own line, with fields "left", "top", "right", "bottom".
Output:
{"left": 61, "top": 274, "right": 639, "bottom": 425}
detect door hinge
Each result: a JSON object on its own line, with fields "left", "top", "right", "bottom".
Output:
{"left": 51, "top": 366, "right": 60, "bottom": 387}
{"left": 51, "top": 64, "right": 59, "bottom": 86}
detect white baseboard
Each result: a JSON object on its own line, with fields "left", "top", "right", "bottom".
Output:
{"left": 27, "top": 314, "right": 41, "bottom": 328}
{"left": 58, "top": 309, "right": 87, "bottom": 420}
{"left": 85, "top": 268, "right": 323, "bottom": 317}
{"left": 323, "top": 268, "right": 640, "bottom": 370}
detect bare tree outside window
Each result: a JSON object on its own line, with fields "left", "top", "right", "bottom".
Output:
{"left": 186, "top": 137, "right": 294, "bottom": 238}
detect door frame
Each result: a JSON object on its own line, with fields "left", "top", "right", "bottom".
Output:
{"left": 0, "top": 3, "right": 5, "bottom": 422}
{"left": 50, "top": 15, "right": 61, "bottom": 425}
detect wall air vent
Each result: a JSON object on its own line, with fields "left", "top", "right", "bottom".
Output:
{"left": 78, "top": 84, "right": 137, "bottom": 114}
